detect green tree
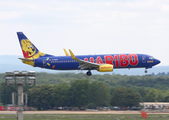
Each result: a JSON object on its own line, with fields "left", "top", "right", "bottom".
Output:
{"left": 52, "top": 83, "right": 70, "bottom": 107}
{"left": 89, "top": 81, "right": 111, "bottom": 107}
{"left": 136, "top": 87, "right": 149, "bottom": 102}
{"left": 126, "top": 88, "right": 142, "bottom": 107}
{"left": 163, "top": 91, "right": 169, "bottom": 102}
{"left": 0, "top": 83, "right": 14, "bottom": 105}
{"left": 111, "top": 87, "right": 141, "bottom": 108}
{"left": 157, "top": 90, "right": 164, "bottom": 102}
{"left": 164, "top": 95, "right": 169, "bottom": 102}
{"left": 146, "top": 88, "right": 158, "bottom": 102}
{"left": 28, "top": 84, "right": 54, "bottom": 110}
{"left": 69, "top": 80, "right": 89, "bottom": 109}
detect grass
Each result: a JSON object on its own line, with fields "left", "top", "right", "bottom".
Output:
{"left": 0, "top": 114, "right": 169, "bottom": 120}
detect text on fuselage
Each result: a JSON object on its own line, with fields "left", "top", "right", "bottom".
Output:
{"left": 84, "top": 54, "right": 138, "bottom": 67}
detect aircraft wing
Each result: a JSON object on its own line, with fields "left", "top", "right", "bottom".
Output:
{"left": 69, "top": 49, "right": 99, "bottom": 70}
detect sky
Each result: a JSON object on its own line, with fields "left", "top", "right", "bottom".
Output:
{"left": 0, "top": 0, "right": 169, "bottom": 66}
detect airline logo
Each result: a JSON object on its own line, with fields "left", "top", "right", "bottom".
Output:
{"left": 84, "top": 54, "right": 138, "bottom": 67}
{"left": 21, "top": 39, "right": 36, "bottom": 58}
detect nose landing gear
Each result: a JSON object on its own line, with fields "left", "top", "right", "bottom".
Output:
{"left": 86, "top": 70, "right": 92, "bottom": 76}
{"left": 145, "top": 69, "right": 147, "bottom": 73}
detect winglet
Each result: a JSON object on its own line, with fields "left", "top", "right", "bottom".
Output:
{"left": 64, "top": 49, "right": 69, "bottom": 56}
{"left": 69, "top": 49, "right": 77, "bottom": 60}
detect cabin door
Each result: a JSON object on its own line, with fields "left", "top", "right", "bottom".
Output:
{"left": 142, "top": 56, "right": 146, "bottom": 63}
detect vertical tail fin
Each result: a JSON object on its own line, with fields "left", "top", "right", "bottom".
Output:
{"left": 17, "top": 32, "right": 46, "bottom": 59}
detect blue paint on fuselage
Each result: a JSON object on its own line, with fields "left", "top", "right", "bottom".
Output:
{"left": 34, "top": 54, "right": 160, "bottom": 70}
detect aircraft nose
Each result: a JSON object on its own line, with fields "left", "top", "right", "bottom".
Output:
{"left": 156, "top": 59, "right": 161, "bottom": 65}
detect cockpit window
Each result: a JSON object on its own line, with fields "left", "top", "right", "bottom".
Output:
{"left": 149, "top": 57, "right": 154, "bottom": 59}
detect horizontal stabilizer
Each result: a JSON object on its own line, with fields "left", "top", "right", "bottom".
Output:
{"left": 18, "top": 58, "right": 34, "bottom": 66}
{"left": 18, "top": 58, "right": 34, "bottom": 61}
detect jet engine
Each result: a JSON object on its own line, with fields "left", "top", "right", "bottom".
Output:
{"left": 97, "top": 64, "right": 113, "bottom": 72}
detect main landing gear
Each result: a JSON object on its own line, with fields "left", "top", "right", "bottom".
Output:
{"left": 145, "top": 69, "right": 148, "bottom": 73}
{"left": 86, "top": 70, "right": 92, "bottom": 76}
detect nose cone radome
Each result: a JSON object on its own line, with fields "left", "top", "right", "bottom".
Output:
{"left": 156, "top": 59, "right": 161, "bottom": 65}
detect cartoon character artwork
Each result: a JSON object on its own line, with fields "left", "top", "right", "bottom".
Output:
{"left": 21, "top": 39, "right": 45, "bottom": 59}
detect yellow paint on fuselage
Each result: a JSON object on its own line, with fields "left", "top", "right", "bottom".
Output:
{"left": 47, "top": 63, "right": 51, "bottom": 66}
{"left": 22, "top": 60, "right": 34, "bottom": 66}
{"left": 147, "top": 60, "right": 153, "bottom": 63}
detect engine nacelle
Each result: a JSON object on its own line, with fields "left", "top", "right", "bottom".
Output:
{"left": 97, "top": 64, "right": 113, "bottom": 72}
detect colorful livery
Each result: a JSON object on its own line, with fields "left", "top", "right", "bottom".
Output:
{"left": 17, "top": 32, "right": 161, "bottom": 76}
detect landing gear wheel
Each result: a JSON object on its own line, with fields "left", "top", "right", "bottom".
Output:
{"left": 86, "top": 71, "right": 92, "bottom": 76}
{"left": 145, "top": 69, "right": 147, "bottom": 73}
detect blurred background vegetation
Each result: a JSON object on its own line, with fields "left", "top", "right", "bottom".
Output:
{"left": 0, "top": 72, "right": 169, "bottom": 110}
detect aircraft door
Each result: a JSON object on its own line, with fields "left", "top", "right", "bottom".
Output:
{"left": 142, "top": 56, "right": 146, "bottom": 63}
{"left": 42, "top": 59, "right": 46, "bottom": 66}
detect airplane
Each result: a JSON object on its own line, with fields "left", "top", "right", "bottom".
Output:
{"left": 17, "top": 32, "right": 161, "bottom": 76}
